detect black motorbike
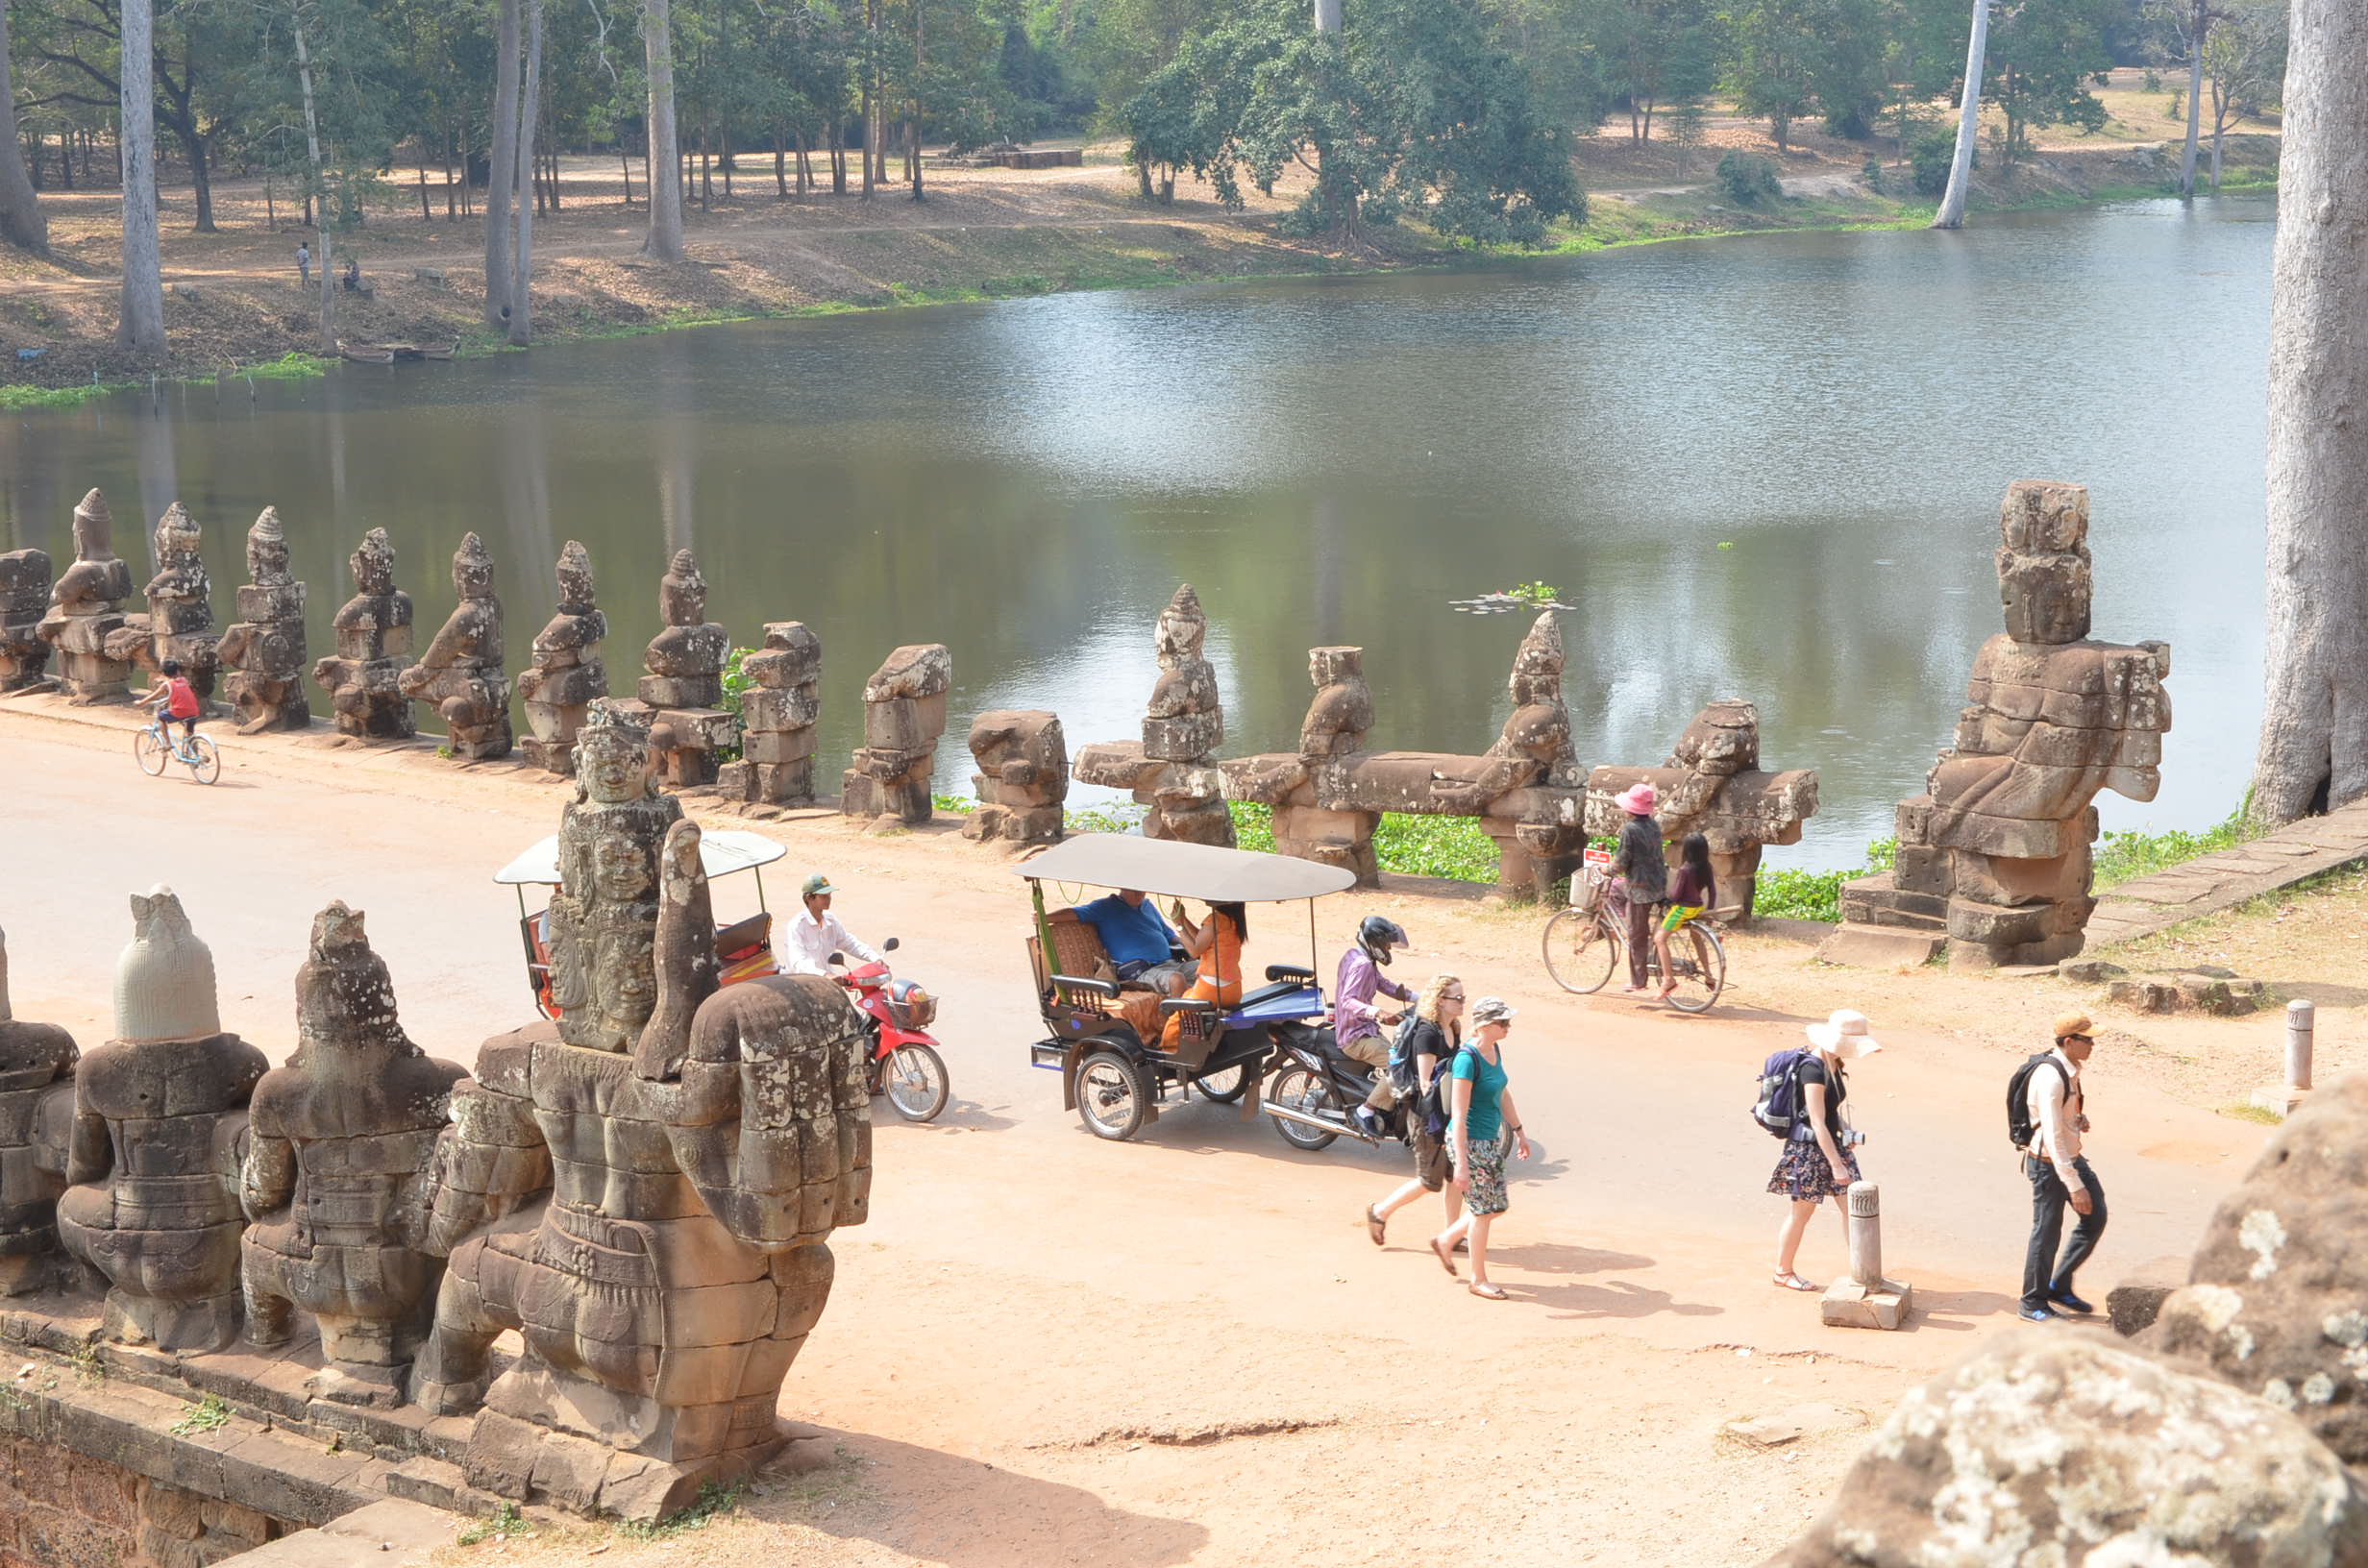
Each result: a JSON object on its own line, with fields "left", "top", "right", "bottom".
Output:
{"left": 1258, "top": 1021, "right": 1406, "bottom": 1151}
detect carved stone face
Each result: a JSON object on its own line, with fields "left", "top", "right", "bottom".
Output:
{"left": 578, "top": 732, "right": 646, "bottom": 805}
{"left": 588, "top": 912, "right": 658, "bottom": 1039}
{"left": 155, "top": 504, "right": 202, "bottom": 568}
{"left": 660, "top": 551, "right": 706, "bottom": 627}
{"left": 453, "top": 538, "right": 495, "bottom": 601}
{"left": 1309, "top": 648, "right": 1361, "bottom": 688}
{"left": 353, "top": 531, "right": 397, "bottom": 597}
{"left": 1155, "top": 609, "right": 1203, "bottom": 665}
{"left": 72, "top": 492, "right": 114, "bottom": 561}
{"left": 590, "top": 834, "right": 654, "bottom": 904}
{"left": 248, "top": 510, "right": 291, "bottom": 584}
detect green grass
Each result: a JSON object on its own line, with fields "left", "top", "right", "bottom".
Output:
{"left": 456, "top": 1504, "right": 534, "bottom": 1545}
{"left": 167, "top": 1393, "right": 233, "bottom": 1435}
{"left": 1754, "top": 838, "right": 1897, "bottom": 923}
{"left": 2092, "top": 808, "right": 2263, "bottom": 891}
{"left": 2222, "top": 1101, "right": 2282, "bottom": 1125}
{"left": 618, "top": 1479, "right": 746, "bottom": 1539}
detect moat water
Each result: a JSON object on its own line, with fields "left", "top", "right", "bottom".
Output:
{"left": 0, "top": 194, "right": 2274, "bottom": 868}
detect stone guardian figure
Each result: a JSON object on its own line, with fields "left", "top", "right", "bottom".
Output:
{"left": 517, "top": 541, "right": 608, "bottom": 775}
{"left": 399, "top": 532, "right": 513, "bottom": 760}
{"left": 35, "top": 488, "right": 136, "bottom": 703}
{"left": 215, "top": 507, "right": 311, "bottom": 734}
{"left": 545, "top": 702, "right": 682, "bottom": 1052}
{"left": 313, "top": 528, "right": 417, "bottom": 740}
{"left": 0, "top": 547, "right": 55, "bottom": 692}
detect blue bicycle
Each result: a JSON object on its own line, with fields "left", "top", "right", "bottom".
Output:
{"left": 135, "top": 716, "right": 221, "bottom": 784}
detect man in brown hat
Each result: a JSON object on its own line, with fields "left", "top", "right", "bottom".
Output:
{"left": 2019, "top": 1012, "right": 2104, "bottom": 1322}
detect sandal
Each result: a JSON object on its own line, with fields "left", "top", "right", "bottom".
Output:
{"left": 1773, "top": 1271, "right": 1819, "bottom": 1292}
{"left": 1430, "top": 1237, "right": 1459, "bottom": 1278}
{"left": 1365, "top": 1205, "right": 1387, "bottom": 1247}
{"left": 1468, "top": 1282, "right": 1508, "bottom": 1301}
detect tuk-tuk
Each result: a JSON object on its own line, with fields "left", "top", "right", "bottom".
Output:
{"left": 1019, "top": 833, "right": 1354, "bottom": 1141}
{"left": 495, "top": 827, "right": 787, "bottom": 1018}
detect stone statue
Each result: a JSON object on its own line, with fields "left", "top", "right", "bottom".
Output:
{"left": 0, "top": 928, "right": 79, "bottom": 1297}
{"left": 215, "top": 508, "right": 311, "bottom": 734}
{"left": 1838, "top": 481, "right": 2171, "bottom": 968}
{"left": 1074, "top": 584, "right": 1234, "bottom": 845}
{"left": 962, "top": 710, "right": 1070, "bottom": 845}
{"left": 719, "top": 622, "right": 822, "bottom": 808}
{"left": 57, "top": 889, "right": 267, "bottom": 1351}
{"left": 399, "top": 532, "right": 513, "bottom": 760}
{"left": 634, "top": 549, "right": 735, "bottom": 787}
{"left": 313, "top": 528, "right": 417, "bottom": 740}
{"left": 413, "top": 817, "right": 872, "bottom": 1520}
{"left": 517, "top": 541, "right": 608, "bottom": 775}
{"left": 36, "top": 488, "right": 136, "bottom": 703}
{"left": 110, "top": 502, "right": 221, "bottom": 701}
{"left": 546, "top": 702, "right": 682, "bottom": 1053}
{"left": 1224, "top": 648, "right": 1382, "bottom": 881}
{"left": 240, "top": 902, "right": 466, "bottom": 1405}
{"left": 842, "top": 644, "right": 951, "bottom": 825}
{"left": 0, "top": 548, "right": 55, "bottom": 692}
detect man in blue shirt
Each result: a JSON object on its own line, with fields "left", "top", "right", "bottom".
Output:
{"left": 1066, "top": 889, "right": 1196, "bottom": 994}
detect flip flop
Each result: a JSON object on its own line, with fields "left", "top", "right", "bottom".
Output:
{"left": 1468, "top": 1282, "right": 1508, "bottom": 1301}
{"left": 1430, "top": 1237, "right": 1460, "bottom": 1278}
{"left": 1773, "top": 1271, "right": 1819, "bottom": 1292}
{"left": 1365, "top": 1205, "right": 1387, "bottom": 1247}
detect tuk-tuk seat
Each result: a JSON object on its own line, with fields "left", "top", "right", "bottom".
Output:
{"left": 1029, "top": 934, "right": 1118, "bottom": 1014}
{"left": 716, "top": 910, "right": 772, "bottom": 962}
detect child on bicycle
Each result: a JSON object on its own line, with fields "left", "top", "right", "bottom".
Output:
{"left": 1654, "top": 832, "right": 1716, "bottom": 1003}
{"left": 149, "top": 659, "right": 202, "bottom": 747}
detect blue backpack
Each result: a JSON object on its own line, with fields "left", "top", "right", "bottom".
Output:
{"left": 1751, "top": 1047, "right": 1813, "bottom": 1139}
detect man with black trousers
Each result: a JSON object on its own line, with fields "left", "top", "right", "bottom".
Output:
{"left": 2021, "top": 1012, "right": 2106, "bottom": 1322}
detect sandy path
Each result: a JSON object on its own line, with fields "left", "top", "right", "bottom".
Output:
{"left": 0, "top": 698, "right": 2268, "bottom": 1562}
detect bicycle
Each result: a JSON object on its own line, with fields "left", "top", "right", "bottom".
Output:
{"left": 1541, "top": 871, "right": 1726, "bottom": 1013}
{"left": 135, "top": 715, "right": 222, "bottom": 785}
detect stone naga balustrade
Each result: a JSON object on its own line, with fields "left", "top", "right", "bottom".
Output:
{"left": 1583, "top": 700, "right": 1819, "bottom": 918}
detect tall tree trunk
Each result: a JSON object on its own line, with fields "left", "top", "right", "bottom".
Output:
{"left": 1932, "top": 0, "right": 1989, "bottom": 229}
{"left": 641, "top": 0, "right": 685, "bottom": 257}
{"left": 115, "top": 0, "right": 168, "bottom": 356}
{"left": 2180, "top": 12, "right": 2207, "bottom": 197}
{"left": 1311, "top": 0, "right": 1354, "bottom": 232}
{"left": 2209, "top": 112, "right": 2225, "bottom": 190}
{"left": 292, "top": 17, "right": 334, "bottom": 355}
{"left": 860, "top": 0, "right": 877, "bottom": 200}
{"left": 775, "top": 128, "right": 787, "bottom": 196}
{"left": 508, "top": 0, "right": 540, "bottom": 346}
{"left": 619, "top": 145, "right": 633, "bottom": 206}
{"left": 0, "top": 0, "right": 49, "bottom": 253}
{"left": 486, "top": 0, "right": 522, "bottom": 325}
{"left": 829, "top": 120, "right": 846, "bottom": 194}
{"left": 2252, "top": 0, "right": 2368, "bottom": 822}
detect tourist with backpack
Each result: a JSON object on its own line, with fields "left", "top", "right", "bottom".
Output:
{"left": 1362, "top": 975, "right": 1466, "bottom": 1246}
{"left": 1428, "top": 996, "right": 1531, "bottom": 1301}
{"left": 1764, "top": 1009, "right": 1881, "bottom": 1292}
{"left": 2013, "top": 1014, "right": 2105, "bottom": 1322}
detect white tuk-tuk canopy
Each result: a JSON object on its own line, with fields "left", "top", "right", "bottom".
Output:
{"left": 1017, "top": 833, "right": 1356, "bottom": 903}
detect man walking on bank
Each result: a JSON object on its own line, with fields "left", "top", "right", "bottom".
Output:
{"left": 2018, "top": 1013, "right": 2106, "bottom": 1322}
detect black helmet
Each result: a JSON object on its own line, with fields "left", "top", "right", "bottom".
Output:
{"left": 1358, "top": 916, "right": 1408, "bottom": 964}
{"left": 160, "top": 659, "right": 182, "bottom": 676}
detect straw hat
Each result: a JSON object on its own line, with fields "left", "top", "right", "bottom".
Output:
{"left": 1615, "top": 781, "right": 1658, "bottom": 816}
{"left": 1805, "top": 1009, "right": 1881, "bottom": 1058}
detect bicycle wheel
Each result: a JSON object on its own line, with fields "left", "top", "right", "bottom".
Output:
{"left": 1665, "top": 925, "right": 1726, "bottom": 1014}
{"left": 1542, "top": 907, "right": 1618, "bottom": 994}
{"left": 134, "top": 727, "right": 169, "bottom": 776}
{"left": 185, "top": 734, "right": 222, "bottom": 785}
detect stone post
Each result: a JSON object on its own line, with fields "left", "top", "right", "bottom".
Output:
{"left": 962, "top": 709, "right": 1068, "bottom": 845}
{"left": 718, "top": 621, "right": 822, "bottom": 808}
{"left": 2252, "top": 997, "right": 2316, "bottom": 1118}
{"left": 843, "top": 644, "right": 950, "bottom": 826}
{"left": 312, "top": 528, "right": 417, "bottom": 740}
{"left": 1821, "top": 1181, "right": 1912, "bottom": 1329}
{"left": 1073, "top": 585, "right": 1234, "bottom": 846}
{"left": 0, "top": 548, "right": 53, "bottom": 692}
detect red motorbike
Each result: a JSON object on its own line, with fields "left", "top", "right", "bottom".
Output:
{"left": 833, "top": 938, "right": 951, "bottom": 1123}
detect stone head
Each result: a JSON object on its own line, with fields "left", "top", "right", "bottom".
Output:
{"left": 154, "top": 502, "right": 203, "bottom": 567}
{"left": 555, "top": 540, "right": 597, "bottom": 613}
{"left": 0, "top": 551, "right": 47, "bottom": 616}
{"left": 575, "top": 701, "right": 654, "bottom": 805}
{"left": 247, "top": 508, "right": 291, "bottom": 585}
{"left": 451, "top": 533, "right": 495, "bottom": 600}
{"left": 352, "top": 528, "right": 398, "bottom": 597}
{"left": 660, "top": 549, "right": 706, "bottom": 626}
{"left": 1996, "top": 480, "right": 2093, "bottom": 646}
{"left": 294, "top": 901, "right": 411, "bottom": 1066}
{"left": 115, "top": 886, "right": 221, "bottom": 1043}
{"left": 1155, "top": 583, "right": 1206, "bottom": 665}
{"left": 72, "top": 489, "right": 116, "bottom": 562}
{"left": 587, "top": 906, "right": 659, "bottom": 1041}
{"left": 1509, "top": 611, "right": 1565, "bottom": 701}
{"left": 1308, "top": 647, "right": 1363, "bottom": 690}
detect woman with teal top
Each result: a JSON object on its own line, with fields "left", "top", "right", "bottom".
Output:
{"left": 1429, "top": 995, "right": 1532, "bottom": 1300}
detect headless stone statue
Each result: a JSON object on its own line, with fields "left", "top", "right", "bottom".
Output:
{"left": 0, "top": 928, "right": 79, "bottom": 1297}
{"left": 36, "top": 488, "right": 136, "bottom": 703}
{"left": 719, "top": 622, "right": 823, "bottom": 806}
{"left": 240, "top": 902, "right": 466, "bottom": 1406}
{"left": 313, "top": 528, "right": 417, "bottom": 740}
{"left": 517, "top": 541, "right": 608, "bottom": 775}
{"left": 400, "top": 532, "right": 513, "bottom": 760}
{"left": 0, "top": 548, "right": 56, "bottom": 692}
{"left": 842, "top": 644, "right": 951, "bottom": 825}
{"left": 414, "top": 818, "right": 871, "bottom": 1520}
{"left": 57, "top": 889, "right": 267, "bottom": 1351}
{"left": 961, "top": 710, "right": 1069, "bottom": 845}
{"left": 545, "top": 703, "right": 682, "bottom": 1052}
{"left": 215, "top": 507, "right": 311, "bottom": 734}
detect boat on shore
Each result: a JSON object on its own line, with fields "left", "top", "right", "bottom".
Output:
{"left": 337, "top": 341, "right": 458, "bottom": 364}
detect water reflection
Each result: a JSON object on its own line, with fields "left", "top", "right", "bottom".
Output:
{"left": 0, "top": 196, "right": 2272, "bottom": 866}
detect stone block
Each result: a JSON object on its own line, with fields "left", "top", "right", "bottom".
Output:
{"left": 2105, "top": 1256, "right": 2189, "bottom": 1337}
{"left": 1946, "top": 896, "right": 2052, "bottom": 947}
{"left": 745, "top": 726, "right": 818, "bottom": 766}
{"left": 1719, "top": 1403, "right": 1867, "bottom": 1450}
{"left": 863, "top": 692, "right": 948, "bottom": 752}
{"left": 638, "top": 674, "right": 723, "bottom": 710}
{"left": 459, "top": 1409, "right": 539, "bottom": 1501}
{"left": 1838, "top": 877, "right": 1948, "bottom": 930}
{"left": 741, "top": 687, "right": 820, "bottom": 732}
{"left": 1890, "top": 844, "right": 1954, "bottom": 894}
{"left": 1819, "top": 1277, "right": 1912, "bottom": 1330}
{"left": 1143, "top": 712, "right": 1222, "bottom": 761}
{"left": 234, "top": 584, "right": 306, "bottom": 624}
{"left": 1815, "top": 925, "right": 1944, "bottom": 969}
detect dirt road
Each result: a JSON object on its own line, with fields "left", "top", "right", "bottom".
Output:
{"left": 0, "top": 698, "right": 2269, "bottom": 1562}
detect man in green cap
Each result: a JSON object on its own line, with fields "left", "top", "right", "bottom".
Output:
{"left": 783, "top": 871, "right": 884, "bottom": 976}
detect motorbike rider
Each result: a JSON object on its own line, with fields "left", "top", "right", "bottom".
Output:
{"left": 783, "top": 872, "right": 885, "bottom": 977}
{"left": 1336, "top": 916, "right": 1414, "bottom": 1136}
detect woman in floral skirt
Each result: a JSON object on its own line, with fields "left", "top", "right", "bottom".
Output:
{"left": 1770, "top": 1009, "right": 1881, "bottom": 1292}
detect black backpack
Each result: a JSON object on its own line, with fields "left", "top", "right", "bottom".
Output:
{"left": 2006, "top": 1053, "right": 2068, "bottom": 1150}
{"left": 1751, "top": 1047, "right": 1813, "bottom": 1139}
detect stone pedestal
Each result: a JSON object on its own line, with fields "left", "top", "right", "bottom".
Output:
{"left": 843, "top": 645, "right": 950, "bottom": 825}
{"left": 963, "top": 709, "right": 1069, "bottom": 844}
{"left": 1820, "top": 1181, "right": 1912, "bottom": 1331}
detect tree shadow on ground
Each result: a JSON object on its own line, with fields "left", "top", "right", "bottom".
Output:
{"left": 758, "top": 1429, "right": 1209, "bottom": 1568}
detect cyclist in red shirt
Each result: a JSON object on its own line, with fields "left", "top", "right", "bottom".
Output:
{"left": 150, "top": 659, "right": 202, "bottom": 747}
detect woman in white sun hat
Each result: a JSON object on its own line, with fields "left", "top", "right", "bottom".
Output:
{"left": 1769, "top": 1009, "right": 1880, "bottom": 1292}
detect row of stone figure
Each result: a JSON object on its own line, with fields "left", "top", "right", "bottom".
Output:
{"left": 0, "top": 705, "right": 873, "bottom": 1517}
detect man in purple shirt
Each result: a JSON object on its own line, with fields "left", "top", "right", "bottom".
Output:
{"left": 1336, "top": 917, "right": 1413, "bottom": 1134}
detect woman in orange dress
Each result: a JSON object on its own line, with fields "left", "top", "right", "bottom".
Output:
{"left": 1159, "top": 901, "right": 1246, "bottom": 1051}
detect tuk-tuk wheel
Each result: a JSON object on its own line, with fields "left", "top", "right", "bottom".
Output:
{"left": 1192, "top": 1061, "right": 1253, "bottom": 1104}
{"left": 1076, "top": 1049, "right": 1151, "bottom": 1141}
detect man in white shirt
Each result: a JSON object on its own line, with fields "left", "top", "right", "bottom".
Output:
{"left": 2020, "top": 1012, "right": 2105, "bottom": 1322}
{"left": 781, "top": 873, "right": 884, "bottom": 977}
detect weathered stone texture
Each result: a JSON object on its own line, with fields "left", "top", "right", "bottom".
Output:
{"left": 398, "top": 533, "right": 512, "bottom": 760}
{"left": 636, "top": 550, "right": 734, "bottom": 788}
{"left": 107, "top": 503, "right": 220, "bottom": 702}
{"left": 0, "top": 928, "right": 78, "bottom": 1298}
{"left": 1073, "top": 585, "right": 1233, "bottom": 846}
{"left": 311, "top": 528, "right": 416, "bottom": 741}
{"left": 963, "top": 709, "right": 1069, "bottom": 845}
{"left": 1584, "top": 698, "right": 1819, "bottom": 917}
{"left": 213, "top": 509, "right": 310, "bottom": 734}
{"left": 0, "top": 549, "right": 54, "bottom": 692}
{"left": 717, "top": 621, "right": 821, "bottom": 807}
{"left": 543, "top": 702, "right": 681, "bottom": 1054}
{"left": 515, "top": 540, "right": 607, "bottom": 776}
{"left": 842, "top": 643, "right": 950, "bottom": 826}
{"left": 35, "top": 489, "right": 136, "bottom": 704}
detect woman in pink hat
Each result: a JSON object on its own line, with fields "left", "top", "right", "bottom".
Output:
{"left": 1610, "top": 781, "right": 1667, "bottom": 993}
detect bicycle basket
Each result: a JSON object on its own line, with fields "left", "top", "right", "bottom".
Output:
{"left": 1570, "top": 866, "right": 1613, "bottom": 915}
